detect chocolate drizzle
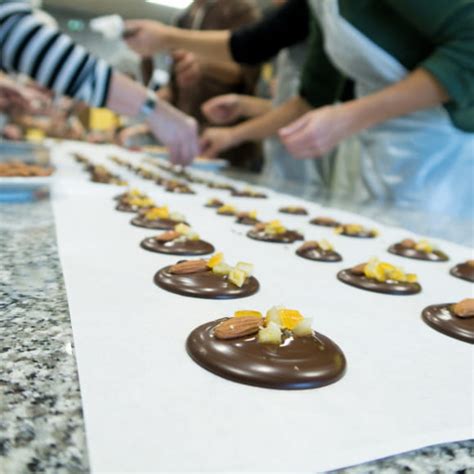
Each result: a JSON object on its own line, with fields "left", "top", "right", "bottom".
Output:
{"left": 422, "top": 303, "right": 474, "bottom": 344}
{"left": 296, "top": 245, "right": 342, "bottom": 262}
{"left": 154, "top": 267, "right": 259, "bottom": 299}
{"left": 450, "top": 262, "right": 474, "bottom": 283}
{"left": 388, "top": 243, "right": 449, "bottom": 262}
{"left": 337, "top": 269, "right": 421, "bottom": 295}
{"left": 131, "top": 216, "right": 187, "bottom": 230}
{"left": 186, "top": 319, "right": 346, "bottom": 389}
{"left": 141, "top": 238, "right": 214, "bottom": 256}
{"left": 247, "top": 229, "right": 304, "bottom": 244}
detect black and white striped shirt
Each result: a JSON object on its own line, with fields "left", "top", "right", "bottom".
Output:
{"left": 0, "top": 3, "right": 112, "bottom": 107}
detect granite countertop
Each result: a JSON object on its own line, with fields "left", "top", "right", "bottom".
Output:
{"left": 0, "top": 196, "right": 472, "bottom": 473}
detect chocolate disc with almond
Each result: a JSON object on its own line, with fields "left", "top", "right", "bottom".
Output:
{"left": 141, "top": 234, "right": 214, "bottom": 256}
{"left": 335, "top": 224, "right": 378, "bottom": 238}
{"left": 204, "top": 198, "right": 224, "bottom": 208}
{"left": 247, "top": 221, "right": 303, "bottom": 244}
{"left": 235, "top": 212, "right": 260, "bottom": 226}
{"left": 388, "top": 238, "right": 449, "bottom": 262}
{"left": 310, "top": 216, "right": 341, "bottom": 227}
{"left": 279, "top": 206, "right": 308, "bottom": 216}
{"left": 154, "top": 255, "right": 259, "bottom": 299}
{"left": 296, "top": 241, "right": 342, "bottom": 262}
{"left": 422, "top": 299, "right": 474, "bottom": 343}
{"left": 450, "top": 260, "right": 474, "bottom": 283}
{"left": 131, "top": 215, "right": 188, "bottom": 230}
{"left": 337, "top": 259, "right": 421, "bottom": 295}
{"left": 231, "top": 189, "right": 267, "bottom": 198}
{"left": 186, "top": 308, "right": 346, "bottom": 390}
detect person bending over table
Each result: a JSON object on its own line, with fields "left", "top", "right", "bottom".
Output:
{"left": 125, "top": 0, "right": 474, "bottom": 218}
{"left": 0, "top": 2, "right": 198, "bottom": 165}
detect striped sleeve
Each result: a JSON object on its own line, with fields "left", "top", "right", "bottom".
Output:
{"left": 0, "top": 3, "right": 112, "bottom": 107}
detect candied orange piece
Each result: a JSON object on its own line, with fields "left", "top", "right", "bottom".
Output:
{"left": 234, "top": 310, "right": 263, "bottom": 319}
{"left": 279, "top": 309, "right": 304, "bottom": 330}
{"left": 208, "top": 252, "right": 224, "bottom": 268}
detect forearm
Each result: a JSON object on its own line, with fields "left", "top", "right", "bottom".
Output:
{"left": 232, "top": 96, "right": 310, "bottom": 143}
{"left": 164, "top": 28, "right": 232, "bottom": 63}
{"left": 106, "top": 73, "right": 148, "bottom": 117}
{"left": 201, "top": 60, "right": 244, "bottom": 86}
{"left": 344, "top": 69, "right": 449, "bottom": 133}
{"left": 239, "top": 96, "right": 272, "bottom": 118}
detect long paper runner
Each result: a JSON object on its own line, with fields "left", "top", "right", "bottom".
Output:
{"left": 51, "top": 142, "right": 473, "bottom": 472}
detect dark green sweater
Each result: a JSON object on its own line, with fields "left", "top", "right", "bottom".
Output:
{"left": 300, "top": 0, "right": 474, "bottom": 132}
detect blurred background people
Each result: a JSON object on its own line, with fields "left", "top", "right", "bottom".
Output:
{"left": 121, "top": 0, "right": 263, "bottom": 170}
{"left": 0, "top": 1, "right": 199, "bottom": 164}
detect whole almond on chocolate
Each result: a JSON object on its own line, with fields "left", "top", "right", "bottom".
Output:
{"left": 214, "top": 316, "right": 262, "bottom": 340}
{"left": 299, "top": 241, "right": 320, "bottom": 251}
{"left": 351, "top": 263, "right": 367, "bottom": 275}
{"left": 155, "top": 230, "right": 180, "bottom": 242}
{"left": 169, "top": 259, "right": 208, "bottom": 274}
{"left": 467, "top": 260, "right": 474, "bottom": 267}
{"left": 452, "top": 298, "right": 474, "bottom": 318}
{"left": 400, "top": 239, "right": 416, "bottom": 249}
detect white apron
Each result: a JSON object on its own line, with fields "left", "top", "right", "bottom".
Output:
{"left": 310, "top": 0, "right": 474, "bottom": 219}
{"left": 263, "top": 42, "right": 332, "bottom": 192}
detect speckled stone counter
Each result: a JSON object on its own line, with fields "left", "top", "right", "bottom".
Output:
{"left": 0, "top": 200, "right": 89, "bottom": 473}
{"left": 0, "top": 197, "right": 472, "bottom": 473}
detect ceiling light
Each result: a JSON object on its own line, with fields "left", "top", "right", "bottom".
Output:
{"left": 145, "top": 0, "right": 193, "bottom": 9}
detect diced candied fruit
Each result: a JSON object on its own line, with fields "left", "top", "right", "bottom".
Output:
{"left": 279, "top": 309, "right": 304, "bottom": 330}
{"left": 229, "top": 268, "right": 246, "bottom": 287}
{"left": 415, "top": 239, "right": 434, "bottom": 253}
{"left": 235, "top": 262, "right": 254, "bottom": 277}
{"left": 208, "top": 252, "right": 224, "bottom": 268}
{"left": 248, "top": 210, "right": 257, "bottom": 219}
{"left": 319, "top": 239, "right": 334, "bottom": 251}
{"left": 145, "top": 206, "right": 169, "bottom": 220}
{"left": 265, "top": 306, "right": 283, "bottom": 326}
{"left": 212, "top": 262, "right": 233, "bottom": 276}
{"left": 175, "top": 223, "right": 191, "bottom": 235}
{"left": 257, "top": 322, "right": 282, "bottom": 345}
{"left": 293, "top": 318, "right": 313, "bottom": 337}
{"left": 169, "top": 211, "right": 185, "bottom": 222}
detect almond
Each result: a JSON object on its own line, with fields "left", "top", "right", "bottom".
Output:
{"left": 400, "top": 239, "right": 416, "bottom": 249}
{"left": 254, "top": 222, "right": 266, "bottom": 231}
{"left": 351, "top": 263, "right": 367, "bottom": 275}
{"left": 467, "top": 260, "right": 474, "bottom": 267}
{"left": 452, "top": 298, "right": 474, "bottom": 318}
{"left": 317, "top": 216, "right": 336, "bottom": 224}
{"left": 299, "top": 241, "right": 320, "bottom": 251}
{"left": 214, "top": 316, "right": 262, "bottom": 340}
{"left": 155, "top": 230, "right": 180, "bottom": 242}
{"left": 169, "top": 259, "right": 208, "bottom": 274}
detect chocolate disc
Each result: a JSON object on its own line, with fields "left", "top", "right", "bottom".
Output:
{"left": 235, "top": 216, "right": 260, "bottom": 226}
{"left": 296, "top": 247, "right": 342, "bottom": 262}
{"left": 337, "top": 229, "right": 376, "bottom": 239}
{"left": 279, "top": 207, "right": 308, "bottom": 216}
{"left": 450, "top": 263, "right": 474, "bottom": 283}
{"left": 186, "top": 319, "right": 346, "bottom": 389}
{"left": 141, "top": 238, "right": 214, "bottom": 256}
{"left": 154, "top": 267, "right": 259, "bottom": 299}
{"left": 388, "top": 243, "right": 449, "bottom": 262}
{"left": 310, "top": 217, "right": 340, "bottom": 227}
{"left": 231, "top": 190, "right": 267, "bottom": 198}
{"left": 131, "top": 216, "right": 187, "bottom": 230}
{"left": 247, "top": 229, "right": 304, "bottom": 244}
{"left": 115, "top": 203, "right": 151, "bottom": 213}
{"left": 337, "top": 269, "right": 421, "bottom": 295}
{"left": 216, "top": 211, "right": 235, "bottom": 217}
{"left": 204, "top": 201, "right": 223, "bottom": 208}
{"left": 422, "top": 303, "right": 474, "bottom": 344}
{"left": 165, "top": 186, "right": 195, "bottom": 195}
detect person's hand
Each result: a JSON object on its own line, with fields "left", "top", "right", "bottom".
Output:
{"left": 147, "top": 100, "right": 199, "bottom": 166}
{"left": 0, "top": 79, "right": 31, "bottom": 111}
{"left": 201, "top": 94, "right": 243, "bottom": 125}
{"left": 2, "top": 124, "right": 23, "bottom": 141}
{"left": 123, "top": 20, "right": 171, "bottom": 56}
{"left": 279, "top": 105, "right": 354, "bottom": 158}
{"left": 173, "top": 50, "right": 202, "bottom": 88}
{"left": 199, "top": 127, "right": 237, "bottom": 158}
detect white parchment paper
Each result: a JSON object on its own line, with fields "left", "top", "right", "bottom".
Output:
{"left": 51, "top": 142, "right": 473, "bottom": 473}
